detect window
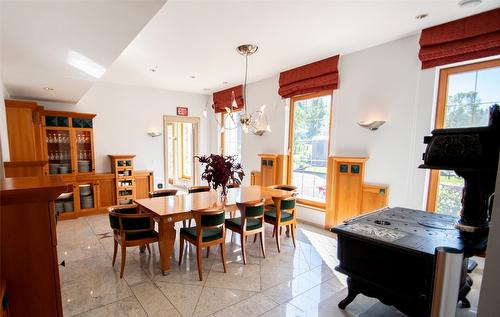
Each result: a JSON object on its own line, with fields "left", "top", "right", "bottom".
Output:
{"left": 428, "top": 59, "right": 500, "bottom": 216}
{"left": 288, "top": 91, "right": 332, "bottom": 207}
{"left": 221, "top": 112, "right": 242, "bottom": 161}
{"left": 180, "top": 122, "right": 193, "bottom": 179}
{"left": 166, "top": 124, "right": 174, "bottom": 183}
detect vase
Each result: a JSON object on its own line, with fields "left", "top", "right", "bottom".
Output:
{"left": 220, "top": 184, "right": 228, "bottom": 198}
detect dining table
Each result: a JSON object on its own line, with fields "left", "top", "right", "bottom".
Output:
{"left": 134, "top": 185, "right": 293, "bottom": 274}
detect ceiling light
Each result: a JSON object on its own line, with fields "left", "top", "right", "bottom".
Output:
{"left": 150, "top": 65, "right": 159, "bottom": 72}
{"left": 43, "top": 87, "right": 55, "bottom": 91}
{"left": 415, "top": 13, "right": 428, "bottom": 20}
{"left": 458, "top": 0, "right": 482, "bottom": 7}
{"left": 212, "top": 44, "right": 271, "bottom": 136}
{"left": 190, "top": 75, "right": 196, "bottom": 79}
{"left": 223, "top": 81, "right": 229, "bottom": 85}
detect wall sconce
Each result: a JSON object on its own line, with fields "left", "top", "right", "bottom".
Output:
{"left": 147, "top": 131, "right": 162, "bottom": 137}
{"left": 357, "top": 120, "right": 386, "bottom": 131}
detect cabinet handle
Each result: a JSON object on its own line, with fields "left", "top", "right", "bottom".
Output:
{"left": 59, "top": 260, "right": 66, "bottom": 267}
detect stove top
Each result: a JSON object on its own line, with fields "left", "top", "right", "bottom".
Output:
{"left": 333, "top": 207, "right": 464, "bottom": 255}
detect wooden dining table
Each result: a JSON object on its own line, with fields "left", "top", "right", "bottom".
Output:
{"left": 134, "top": 185, "right": 292, "bottom": 274}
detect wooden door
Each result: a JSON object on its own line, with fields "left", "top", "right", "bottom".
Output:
{"left": 98, "top": 178, "right": 116, "bottom": 208}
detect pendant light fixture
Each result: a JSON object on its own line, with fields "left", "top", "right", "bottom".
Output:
{"left": 209, "top": 44, "right": 271, "bottom": 136}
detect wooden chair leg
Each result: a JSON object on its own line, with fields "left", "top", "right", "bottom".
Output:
{"left": 206, "top": 246, "right": 210, "bottom": 258}
{"left": 286, "top": 225, "right": 290, "bottom": 237}
{"left": 112, "top": 239, "right": 118, "bottom": 266}
{"left": 240, "top": 232, "right": 247, "bottom": 264}
{"left": 259, "top": 232, "right": 266, "bottom": 258}
{"left": 272, "top": 226, "right": 276, "bottom": 238}
{"left": 120, "top": 244, "right": 127, "bottom": 278}
{"left": 188, "top": 219, "right": 192, "bottom": 227}
{"left": 146, "top": 244, "right": 151, "bottom": 254}
{"left": 178, "top": 236, "right": 185, "bottom": 266}
{"left": 196, "top": 246, "right": 203, "bottom": 281}
{"left": 291, "top": 223, "right": 296, "bottom": 248}
{"left": 253, "top": 235, "right": 257, "bottom": 243}
{"left": 220, "top": 242, "right": 227, "bottom": 273}
{"left": 275, "top": 226, "right": 281, "bottom": 253}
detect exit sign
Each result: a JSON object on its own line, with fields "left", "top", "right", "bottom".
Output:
{"left": 177, "top": 107, "right": 188, "bottom": 116}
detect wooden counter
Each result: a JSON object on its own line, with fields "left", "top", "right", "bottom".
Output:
{"left": 1, "top": 176, "right": 68, "bottom": 316}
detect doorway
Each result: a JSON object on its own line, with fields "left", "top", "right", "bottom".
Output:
{"left": 164, "top": 116, "right": 200, "bottom": 189}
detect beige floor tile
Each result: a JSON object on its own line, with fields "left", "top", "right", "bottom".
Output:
{"left": 60, "top": 256, "right": 132, "bottom": 316}
{"left": 131, "top": 282, "right": 181, "bottom": 317}
{"left": 260, "top": 265, "right": 295, "bottom": 290}
{"left": 58, "top": 234, "right": 108, "bottom": 263}
{"left": 156, "top": 282, "right": 203, "bottom": 317}
{"left": 193, "top": 287, "right": 256, "bottom": 317}
{"left": 77, "top": 296, "right": 147, "bottom": 317}
{"left": 211, "top": 293, "right": 278, "bottom": 317}
{"left": 205, "top": 262, "right": 261, "bottom": 291}
{"left": 259, "top": 302, "right": 306, "bottom": 317}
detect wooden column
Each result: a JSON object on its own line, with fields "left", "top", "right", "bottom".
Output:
{"left": 1, "top": 176, "right": 69, "bottom": 316}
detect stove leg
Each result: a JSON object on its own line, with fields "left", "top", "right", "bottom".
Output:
{"left": 338, "top": 277, "right": 359, "bottom": 309}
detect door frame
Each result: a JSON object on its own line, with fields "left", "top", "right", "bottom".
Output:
{"left": 163, "top": 116, "right": 200, "bottom": 186}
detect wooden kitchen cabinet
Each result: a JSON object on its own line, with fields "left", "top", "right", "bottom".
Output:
{"left": 5, "top": 100, "right": 45, "bottom": 161}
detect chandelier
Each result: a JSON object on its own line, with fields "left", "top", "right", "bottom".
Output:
{"left": 205, "top": 44, "right": 271, "bottom": 136}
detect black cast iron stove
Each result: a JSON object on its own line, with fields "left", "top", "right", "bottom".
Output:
{"left": 331, "top": 105, "right": 499, "bottom": 316}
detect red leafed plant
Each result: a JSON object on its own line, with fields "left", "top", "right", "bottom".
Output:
{"left": 194, "top": 154, "right": 244, "bottom": 196}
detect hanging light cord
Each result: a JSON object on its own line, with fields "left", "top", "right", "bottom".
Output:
{"left": 243, "top": 53, "right": 248, "bottom": 113}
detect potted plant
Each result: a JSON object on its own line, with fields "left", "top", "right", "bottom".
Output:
{"left": 195, "top": 154, "right": 244, "bottom": 197}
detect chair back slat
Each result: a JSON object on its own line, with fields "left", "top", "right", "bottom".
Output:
{"left": 149, "top": 189, "right": 177, "bottom": 198}
{"left": 280, "top": 198, "right": 296, "bottom": 210}
{"left": 188, "top": 185, "right": 211, "bottom": 194}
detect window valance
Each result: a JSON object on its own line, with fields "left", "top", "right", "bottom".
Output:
{"left": 419, "top": 8, "right": 500, "bottom": 69}
{"left": 212, "top": 85, "right": 243, "bottom": 113}
{"left": 278, "top": 55, "right": 339, "bottom": 98}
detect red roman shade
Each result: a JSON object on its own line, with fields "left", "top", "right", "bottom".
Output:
{"left": 419, "top": 8, "right": 500, "bottom": 69}
{"left": 212, "top": 85, "right": 244, "bottom": 113}
{"left": 278, "top": 55, "right": 339, "bottom": 98}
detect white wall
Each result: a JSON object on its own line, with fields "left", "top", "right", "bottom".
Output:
{"left": 0, "top": 78, "right": 9, "bottom": 164}
{"left": 40, "top": 81, "right": 209, "bottom": 188}
{"left": 239, "top": 75, "right": 288, "bottom": 183}
{"left": 233, "top": 34, "right": 437, "bottom": 226}
{"left": 331, "top": 34, "right": 435, "bottom": 209}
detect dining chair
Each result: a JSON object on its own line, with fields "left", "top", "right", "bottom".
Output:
{"left": 187, "top": 185, "right": 211, "bottom": 193}
{"left": 264, "top": 196, "right": 297, "bottom": 252}
{"left": 225, "top": 199, "right": 266, "bottom": 264}
{"left": 184, "top": 185, "right": 211, "bottom": 227}
{"left": 178, "top": 206, "right": 227, "bottom": 281}
{"left": 108, "top": 204, "right": 159, "bottom": 278}
{"left": 149, "top": 188, "right": 178, "bottom": 198}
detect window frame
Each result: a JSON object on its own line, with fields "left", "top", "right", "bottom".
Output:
{"left": 287, "top": 90, "right": 334, "bottom": 209}
{"left": 426, "top": 58, "right": 500, "bottom": 211}
{"left": 180, "top": 122, "right": 192, "bottom": 180}
{"left": 220, "top": 112, "right": 242, "bottom": 157}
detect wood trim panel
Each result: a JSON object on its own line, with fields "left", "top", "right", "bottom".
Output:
{"left": 361, "top": 184, "right": 389, "bottom": 213}
{"left": 3, "top": 160, "right": 48, "bottom": 177}
{"left": 426, "top": 58, "right": 500, "bottom": 211}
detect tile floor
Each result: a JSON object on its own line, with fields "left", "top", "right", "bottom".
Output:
{"left": 57, "top": 214, "right": 483, "bottom": 316}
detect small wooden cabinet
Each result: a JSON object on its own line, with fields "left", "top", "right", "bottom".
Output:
{"left": 258, "top": 154, "right": 288, "bottom": 186}
{"left": 109, "top": 155, "right": 136, "bottom": 205}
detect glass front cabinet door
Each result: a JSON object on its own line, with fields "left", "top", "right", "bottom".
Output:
{"left": 73, "top": 128, "right": 95, "bottom": 174}
{"left": 44, "top": 112, "right": 96, "bottom": 176}
{"left": 46, "top": 128, "right": 73, "bottom": 175}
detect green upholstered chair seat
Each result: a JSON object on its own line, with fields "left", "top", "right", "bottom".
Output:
{"left": 264, "top": 210, "right": 294, "bottom": 222}
{"left": 225, "top": 217, "right": 262, "bottom": 231}
{"left": 125, "top": 230, "right": 158, "bottom": 241}
{"left": 181, "top": 227, "right": 223, "bottom": 242}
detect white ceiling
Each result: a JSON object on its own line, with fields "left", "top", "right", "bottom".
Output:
{"left": 101, "top": 0, "right": 500, "bottom": 95}
{"left": 1, "top": 0, "right": 166, "bottom": 103}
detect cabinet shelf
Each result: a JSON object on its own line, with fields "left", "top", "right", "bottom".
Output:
{"left": 110, "top": 155, "right": 136, "bottom": 204}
